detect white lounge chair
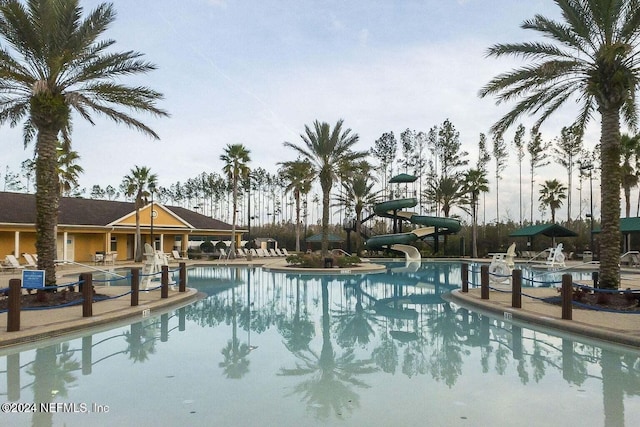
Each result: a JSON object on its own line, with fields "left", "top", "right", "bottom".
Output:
{"left": 22, "top": 253, "right": 37, "bottom": 268}
{"left": 620, "top": 250, "right": 640, "bottom": 267}
{"left": 219, "top": 248, "right": 228, "bottom": 259}
{"left": 269, "top": 248, "right": 279, "bottom": 257}
{"left": 274, "top": 248, "right": 285, "bottom": 256}
{"left": 545, "top": 243, "right": 566, "bottom": 268}
{"left": 237, "top": 248, "right": 247, "bottom": 257}
{"left": 4, "top": 254, "right": 25, "bottom": 270}
{"left": 281, "top": 248, "right": 291, "bottom": 256}
{"left": 250, "top": 248, "right": 258, "bottom": 258}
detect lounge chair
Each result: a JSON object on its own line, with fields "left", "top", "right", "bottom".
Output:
{"left": 281, "top": 248, "right": 290, "bottom": 256}
{"left": 172, "top": 250, "right": 189, "bottom": 261}
{"left": 256, "top": 248, "right": 268, "bottom": 257}
{"left": 22, "top": 253, "right": 37, "bottom": 268}
{"left": 4, "top": 254, "right": 25, "bottom": 270}
{"left": 274, "top": 248, "right": 285, "bottom": 256}
{"left": 237, "top": 248, "right": 247, "bottom": 257}
{"left": 219, "top": 248, "right": 228, "bottom": 259}
{"left": 620, "top": 250, "right": 640, "bottom": 267}
{"left": 269, "top": 248, "right": 279, "bottom": 257}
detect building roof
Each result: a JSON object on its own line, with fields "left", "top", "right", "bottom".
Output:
{"left": 509, "top": 223, "right": 578, "bottom": 238}
{"left": 0, "top": 191, "right": 236, "bottom": 232}
{"left": 305, "top": 233, "right": 345, "bottom": 242}
{"left": 389, "top": 173, "right": 418, "bottom": 183}
{"left": 593, "top": 217, "right": 640, "bottom": 233}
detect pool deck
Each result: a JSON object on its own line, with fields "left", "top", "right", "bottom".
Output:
{"left": 1, "top": 257, "right": 639, "bottom": 349}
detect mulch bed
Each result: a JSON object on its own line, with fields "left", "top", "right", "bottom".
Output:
{"left": 0, "top": 289, "right": 108, "bottom": 310}
{"left": 545, "top": 290, "right": 640, "bottom": 312}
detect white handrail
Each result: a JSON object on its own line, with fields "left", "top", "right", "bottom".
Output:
{"left": 55, "top": 259, "right": 126, "bottom": 278}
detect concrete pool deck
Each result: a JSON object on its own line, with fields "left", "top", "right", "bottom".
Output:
{"left": 0, "top": 257, "right": 639, "bottom": 349}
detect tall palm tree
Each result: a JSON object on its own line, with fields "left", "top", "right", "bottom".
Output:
{"left": 122, "top": 166, "right": 158, "bottom": 262}
{"left": 480, "top": 1, "right": 640, "bottom": 288}
{"left": 539, "top": 179, "right": 567, "bottom": 224}
{"left": 462, "top": 168, "right": 490, "bottom": 258}
{"left": 0, "top": 0, "right": 167, "bottom": 284}
{"left": 284, "top": 119, "right": 366, "bottom": 255}
{"left": 278, "top": 158, "right": 314, "bottom": 252}
{"left": 220, "top": 144, "right": 251, "bottom": 258}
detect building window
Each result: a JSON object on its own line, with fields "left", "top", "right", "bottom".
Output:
{"left": 110, "top": 236, "right": 117, "bottom": 252}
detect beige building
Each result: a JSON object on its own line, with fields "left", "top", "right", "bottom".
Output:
{"left": 0, "top": 192, "right": 246, "bottom": 263}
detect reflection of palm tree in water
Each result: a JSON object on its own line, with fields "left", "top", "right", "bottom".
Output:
{"left": 279, "top": 279, "right": 378, "bottom": 420}
{"left": 278, "top": 276, "right": 315, "bottom": 352}
{"left": 28, "top": 343, "right": 80, "bottom": 427}
{"left": 124, "top": 319, "right": 159, "bottom": 363}
{"left": 219, "top": 283, "right": 251, "bottom": 379}
{"left": 333, "top": 281, "right": 379, "bottom": 348}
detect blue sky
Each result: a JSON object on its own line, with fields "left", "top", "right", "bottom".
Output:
{"left": 2, "top": 0, "right": 605, "bottom": 222}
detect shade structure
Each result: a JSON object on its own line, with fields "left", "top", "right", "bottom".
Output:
{"left": 305, "top": 233, "right": 345, "bottom": 242}
{"left": 389, "top": 173, "right": 418, "bottom": 183}
{"left": 509, "top": 223, "right": 578, "bottom": 238}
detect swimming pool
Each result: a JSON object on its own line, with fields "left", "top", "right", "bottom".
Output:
{"left": 1, "top": 262, "right": 639, "bottom": 426}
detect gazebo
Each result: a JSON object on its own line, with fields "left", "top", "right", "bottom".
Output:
{"left": 305, "top": 233, "right": 344, "bottom": 251}
{"left": 509, "top": 223, "right": 578, "bottom": 249}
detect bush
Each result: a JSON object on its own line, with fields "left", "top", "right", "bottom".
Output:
{"left": 200, "top": 240, "right": 215, "bottom": 253}
{"left": 285, "top": 253, "right": 361, "bottom": 268}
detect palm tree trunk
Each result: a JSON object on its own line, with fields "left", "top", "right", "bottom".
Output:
{"left": 599, "top": 107, "right": 622, "bottom": 289}
{"left": 321, "top": 185, "right": 331, "bottom": 256}
{"left": 230, "top": 178, "right": 238, "bottom": 259}
{"left": 134, "top": 208, "right": 142, "bottom": 262}
{"left": 34, "top": 127, "right": 60, "bottom": 286}
{"left": 295, "top": 191, "right": 301, "bottom": 252}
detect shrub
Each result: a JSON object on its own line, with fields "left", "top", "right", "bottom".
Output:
{"left": 285, "top": 253, "right": 361, "bottom": 268}
{"left": 200, "top": 240, "right": 215, "bottom": 253}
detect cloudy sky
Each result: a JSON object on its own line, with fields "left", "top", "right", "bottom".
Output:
{"left": 2, "top": 0, "right": 608, "bottom": 222}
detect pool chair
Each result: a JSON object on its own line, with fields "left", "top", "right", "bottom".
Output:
{"left": 250, "top": 248, "right": 259, "bottom": 258}
{"left": 281, "top": 248, "right": 290, "bottom": 256}
{"left": 237, "top": 248, "right": 247, "bottom": 257}
{"left": 545, "top": 243, "right": 566, "bottom": 268}
{"left": 22, "top": 253, "right": 38, "bottom": 268}
{"left": 4, "top": 254, "right": 25, "bottom": 271}
{"left": 219, "top": 248, "right": 228, "bottom": 260}
{"left": 269, "top": 248, "right": 279, "bottom": 257}
{"left": 172, "top": 250, "right": 185, "bottom": 260}
{"left": 620, "top": 250, "right": 640, "bottom": 267}
{"left": 274, "top": 248, "right": 285, "bottom": 256}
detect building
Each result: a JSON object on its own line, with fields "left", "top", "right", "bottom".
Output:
{"left": 0, "top": 192, "right": 246, "bottom": 263}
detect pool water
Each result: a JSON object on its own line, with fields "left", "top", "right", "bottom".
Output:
{"left": 1, "top": 262, "right": 639, "bottom": 426}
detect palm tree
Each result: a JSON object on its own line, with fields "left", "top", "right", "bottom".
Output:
{"left": 220, "top": 144, "right": 251, "bottom": 258}
{"left": 57, "top": 140, "right": 84, "bottom": 196}
{"left": 620, "top": 133, "right": 640, "bottom": 218}
{"left": 278, "top": 158, "right": 314, "bottom": 252}
{"left": 539, "top": 179, "right": 567, "bottom": 224}
{"left": 480, "top": 1, "right": 640, "bottom": 288}
{"left": 0, "top": 0, "right": 167, "bottom": 284}
{"left": 462, "top": 168, "right": 490, "bottom": 258}
{"left": 122, "top": 166, "right": 158, "bottom": 262}
{"left": 284, "top": 119, "right": 366, "bottom": 255}
{"left": 334, "top": 172, "right": 380, "bottom": 255}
